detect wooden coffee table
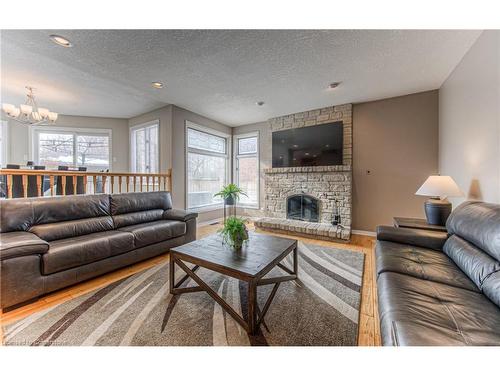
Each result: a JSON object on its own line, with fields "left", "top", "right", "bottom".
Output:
{"left": 169, "top": 232, "right": 298, "bottom": 335}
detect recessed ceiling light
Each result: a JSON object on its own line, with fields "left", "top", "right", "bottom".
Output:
{"left": 49, "top": 35, "right": 72, "bottom": 47}
{"left": 256, "top": 101, "right": 265, "bottom": 106}
{"left": 328, "top": 82, "right": 341, "bottom": 90}
{"left": 292, "top": 144, "right": 299, "bottom": 148}
{"left": 151, "top": 82, "right": 164, "bottom": 89}
{"left": 305, "top": 152, "right": 310, "bottom": 156}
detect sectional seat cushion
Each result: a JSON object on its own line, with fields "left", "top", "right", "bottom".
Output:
{"left": 117, "top": 220, "right": 186, "bottom": 248}
{"left": 376, "top": 240, "right": 479, "bottom": 292}
{"left": 42, "top": 230, "right": 135, "bottom": 275}
{"left": 378, "top": 272, "right": 500, "bottom": 346}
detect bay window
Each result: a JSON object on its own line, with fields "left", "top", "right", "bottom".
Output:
{"left": 234, "top": 133, "right": 259, "bottom": 207}
{"left": 186, "top": 123, "right": 230, "bottom": 209}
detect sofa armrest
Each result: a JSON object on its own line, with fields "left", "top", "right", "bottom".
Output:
{"left": 163, "top": 208, "right": 198, "bottom": 222}
{"left": 376, "top": 225, "right": 448, "bottom": 251}
{"left": 0, "top": 232, "right": 49, "bottom": 260}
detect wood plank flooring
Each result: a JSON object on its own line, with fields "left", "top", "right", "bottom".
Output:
{"left": 0, "top": 223, "right": 380, "bottom": 346}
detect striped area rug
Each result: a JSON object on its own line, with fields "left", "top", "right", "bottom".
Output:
{"left": 3, "top": 241, "right": 365, "bottom": 346}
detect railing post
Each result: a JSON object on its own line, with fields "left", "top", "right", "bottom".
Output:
{"left": 118, "top": 176, "right": 123, "bottom": 193}
{"left": 49, "top": 175, "right": 55, "bottom": 196}
{"left": 72, "top": 175, "right": 77, "bottom": 195}
{"left": 7, "top": 174, "right": 13, "bottom": 198}
{"left": 36, "top": 175, "right": 42, "bottom": 197}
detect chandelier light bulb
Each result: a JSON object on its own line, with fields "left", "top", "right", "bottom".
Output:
{"left": 38, "top": 107, "right": 50, "bottom": 118}
{"left": 10, "top": 107, "right": 21, "bottom": 117}
{"left": 2, "top": 103, "right": 15, "bottom": 114}
{"left": 48, "top": 112, "right": 58, "bottom": 122}
{"left": 20, "top": 104, "right": 33, "bottom": 115}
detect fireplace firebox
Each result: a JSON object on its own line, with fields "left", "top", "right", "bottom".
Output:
{"left": 286, "top": 194, "right": 319, "bottom": 222}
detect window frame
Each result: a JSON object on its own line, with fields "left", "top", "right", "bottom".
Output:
{"left": 129, "top": 120, "right": 160, "bottom": 174}
{"left": 30, "top": 125, "right": 112, "bottom": 171}
{"left": 233, "top": 131, "right": 260, "bottom": 209}
{"left": 185, "top": 121, "right": 231, "bottom": 211}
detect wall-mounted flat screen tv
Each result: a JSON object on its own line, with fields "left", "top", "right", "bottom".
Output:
{"left": 272, "top": 121, "right": 343, "bottom": 168}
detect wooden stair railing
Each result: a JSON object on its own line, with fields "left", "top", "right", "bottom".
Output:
{"left": 0, "top": 168, "right": 172, "bottom": 198}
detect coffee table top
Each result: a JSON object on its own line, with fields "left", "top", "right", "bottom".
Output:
{"left": 171, "top": 232, "right": 297, "bottom": 279}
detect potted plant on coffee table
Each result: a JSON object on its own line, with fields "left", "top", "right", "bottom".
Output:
{"left": 219, "top": 216, "right": 249, "bottom": 251}
{"left": 214, "top": 183, "right": 248, "bottom": 222}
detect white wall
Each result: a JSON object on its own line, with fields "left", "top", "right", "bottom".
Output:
{"left": 439, "top": 30, "right": 500, "bottom": 205}
{"left": 6, "top": 114, "right": 129, "bottom": 171}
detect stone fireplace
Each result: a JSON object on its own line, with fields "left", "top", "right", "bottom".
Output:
{"left": 255, "top": 103, "right": 352, "bottom": 240}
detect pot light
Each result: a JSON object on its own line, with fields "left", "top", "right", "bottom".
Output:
{"left": 151, "top": 82, "right": 164, "bottom": 89}
{"left": 256, "top": 101, "right": 265, "bottom": 106}
{"left": 49, "top": 35, "right": 72, "bottom": 47}
{"left": 328, "top": 82, "right": 341, "bottom": 90}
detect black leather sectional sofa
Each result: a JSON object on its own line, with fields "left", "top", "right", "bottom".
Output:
{"left": 0, "top": 191, "right": 197, "bottom": 309}
{"left": 376, "top": 201, "right": 500, "bottom": 345}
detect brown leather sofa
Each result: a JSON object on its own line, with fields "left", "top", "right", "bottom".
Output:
{"left": 0, "top": 191, "right": 197, "bottom": 309}
{"left": 376, "top": 201, "right": 500, "bottom": 345}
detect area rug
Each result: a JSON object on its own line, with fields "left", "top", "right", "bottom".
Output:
{"left": 3, "top": 241, "right": 365, "bottom": 346}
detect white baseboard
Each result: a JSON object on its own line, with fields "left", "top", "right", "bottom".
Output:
{"left": 197, "top": 218, "right": 223, "bottom": 227}
{"left": 351, "top": 229, "right": 376, "bottom": 237}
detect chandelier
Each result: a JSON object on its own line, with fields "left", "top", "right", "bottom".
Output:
{"left": 2, "top": 86, "right": 58, "bottom": 125}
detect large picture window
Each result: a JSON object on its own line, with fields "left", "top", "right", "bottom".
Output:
{"left": 130, "top": 121, "right": 159, "bottom": 173}
{"left": 186, "top": 124, "right": 229, "bottom": 209}
{"left": 234, "top": 133, "right": 259, "bottom": 207}
{"left": 32, "top": 126, "right": 111, "bottom": 170}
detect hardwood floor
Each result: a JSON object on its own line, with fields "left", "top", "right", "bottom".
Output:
{"left": 0, "top": 223, "right": 381, "bottom": 346}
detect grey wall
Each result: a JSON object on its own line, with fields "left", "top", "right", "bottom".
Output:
{"left": 439, "top": 30, "right": 500, "bottom": 205}
{"left": 171, "top": 105, "right": 232, "bottom": 222}
{"left": 352, "top": 90, "right": 439, "bottom": 231}
{"left": 128, "top": 105, "right": 173, "bottom": 174}
{"left": 6, "top": 114, "right": 129, "bottom": 171}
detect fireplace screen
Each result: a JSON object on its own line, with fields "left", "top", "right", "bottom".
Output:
{"left": 286, "top": 194, "right": 319, "bottom": 222}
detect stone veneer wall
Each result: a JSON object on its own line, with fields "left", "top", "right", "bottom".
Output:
{"left": 263, "top": 104, "right": 352, "bottom": 240}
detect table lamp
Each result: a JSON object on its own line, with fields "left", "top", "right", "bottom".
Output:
{"left": 415, "top": 175, "right": 464, "bottom": 226}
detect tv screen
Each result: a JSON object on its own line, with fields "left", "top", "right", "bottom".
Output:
{"left": 272, "top": 121, "right": 343, "bottom": 168}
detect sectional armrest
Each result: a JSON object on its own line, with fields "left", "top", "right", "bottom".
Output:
{"left": 163, "top": 208, "right": 198, "bottom": 222}
{"left": 376, "top": 225, "right": 448, "bottom": 251}
{"left": 0, "top": 231, "right": 49, "bottom": 260}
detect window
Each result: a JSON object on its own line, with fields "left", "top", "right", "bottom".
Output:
{"left": 234, "top": 133, "right": 259, "bottom": 207}
{"left": 186, "top": 123, "right": 230, "bottom": 209}
{"left": 32, "top": 126, "right": 111, "bottom": 171}
{"left": 130, "top": 121, "right": 159, "bottom": 173}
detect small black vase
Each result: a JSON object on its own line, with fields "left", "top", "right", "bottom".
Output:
{"left": 224, "top": 196, "right": 235, "bottom": 206}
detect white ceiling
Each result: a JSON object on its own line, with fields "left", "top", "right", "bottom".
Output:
{"left": 1, "top": 30, "right": 481, "bottom": 126}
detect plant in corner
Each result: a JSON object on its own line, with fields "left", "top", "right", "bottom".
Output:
{"left": 219, "top": 216, "right": 249, "bottom": 250}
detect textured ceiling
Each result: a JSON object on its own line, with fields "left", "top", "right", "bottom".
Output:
{"left": 1, "top": 30, "right": 481, "bottom": 126}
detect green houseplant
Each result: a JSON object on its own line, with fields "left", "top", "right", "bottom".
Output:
{"left": 219, "top": 216, "right": 249, "bottom": 250}
{"left": 214, "top": 183, "right": 247, "bottom": 206}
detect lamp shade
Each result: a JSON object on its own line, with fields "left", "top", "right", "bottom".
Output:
{"left": 416, "top": 175, "right": 464, "bottom": 199}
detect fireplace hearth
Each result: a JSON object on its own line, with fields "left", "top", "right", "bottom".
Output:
{"left": 287, "top": 194, "right": 319, "bottom": 222}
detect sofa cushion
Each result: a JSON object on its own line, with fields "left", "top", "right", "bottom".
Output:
{"left": 376, "top": 240, "right": 478, "bottom": 292}
{"left": 443, "top": 235, "right": 500, "bottom": 293}
{"left": 42, "top": 230, "right": 135, "bottom": 275}
{"left": 447, "top": 201, "right": 500, "bottom": 261}
{"left": 482, "top": 271, "right": 500, "bottom": 308}
{"left": 117, "top": 220, "right": 186, "bottom": 248}
{"left": 110, "top": 191, "right": 172, "bottom": 215}
{"left": 30, "top": 216, "right": 114, "bottom": 242}
{"left": 113, "top": 209, "right": 165, "bottom": 228}
{"left": 378, "top": 272, "right": 500, "bottom": 346}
